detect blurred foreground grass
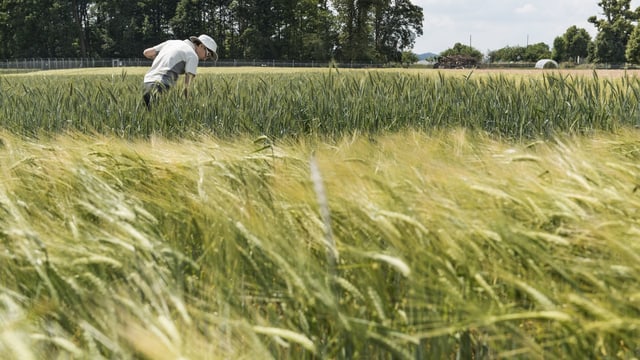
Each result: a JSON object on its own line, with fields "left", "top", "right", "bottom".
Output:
{"left": 1, "top": 128, "right": 640, "bottom": 358}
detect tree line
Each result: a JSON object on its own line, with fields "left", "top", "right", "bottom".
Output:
{"left": 0, "top": 0, "right": 423, "bottom": 63}
{"left": 552, "top": 0, "right": 640, "bottom": 65}
{"left": 438, "top": 0, "right": 640, "bottom": 66}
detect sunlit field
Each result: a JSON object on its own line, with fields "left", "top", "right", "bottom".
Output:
{"left": 4, "top": 66, "right": 640, "bottom": 140}
{"left": 2, "top": 67, "right": 640, "bottom": 359}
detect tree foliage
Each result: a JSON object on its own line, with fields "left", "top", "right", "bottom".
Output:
{"left": 625, "top": 23, "right": 640, "bottom": 63}
{"left": 588, "top": 0, "right": 640, "bottom": 64}
{"left": 440, "top": 43, "right": 482, "bottom": 62}
{"left": 0, "top": 0, "right": 82, "bottom": 58}
{"left": 552, "top": 26, "right": 591, "bottom": 63}
{"left": 373, "top": 0, "right": 424, "bottom": 62}
{"left": 442, "top": 0, "right": 640, "bottom": 66}
{"left": 487, "top": 43, "right": 551, "bottom": 63}
{"left": 0, "top": 0, "right": 422, "bottom": 62}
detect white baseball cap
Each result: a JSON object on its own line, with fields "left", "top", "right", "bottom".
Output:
{"left": 190, "top": 34, "right": 218, "bottom": 61}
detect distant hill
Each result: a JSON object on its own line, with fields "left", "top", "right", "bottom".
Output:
{"left": 416, "top": 52, "right": 438, "bottom": 60}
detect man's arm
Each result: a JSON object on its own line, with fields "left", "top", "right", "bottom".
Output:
{"left": 143, "top": 47, "right": 157, "bottom": 59}
{"left": 183, "top": 73, "right": 195, "bottom": 98}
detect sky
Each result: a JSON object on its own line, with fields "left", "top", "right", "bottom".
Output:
{"left": 412, "top": 0, "right": 640, "bottom": 55}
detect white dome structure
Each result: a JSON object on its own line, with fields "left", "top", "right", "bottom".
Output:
{"left": 535, "top": 59, "right": 559, "bottom": 69}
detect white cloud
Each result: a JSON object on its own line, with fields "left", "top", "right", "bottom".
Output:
{"left": 515, "top": 4, "right": 536, "bottom": 14}
{"left": 424, "top": 14, "right": 455, "bottom": 28}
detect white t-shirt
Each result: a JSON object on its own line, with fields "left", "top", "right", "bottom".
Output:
{"left": 143, "top": 40, "right": 198, "bottom": 86}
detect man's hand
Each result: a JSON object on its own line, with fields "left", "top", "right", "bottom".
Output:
{"left": 183, "top": 73, "right": 194, "bottom": 98}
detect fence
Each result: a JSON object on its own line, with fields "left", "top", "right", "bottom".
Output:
{"left": 0, "top": 58, "right": 383, "bottom": 72}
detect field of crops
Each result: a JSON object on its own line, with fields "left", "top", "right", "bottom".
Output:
{"left": 4, "top": 67, "right": 640, "bottom": 139}
{"left": 2, "top": 67, "right": 640, "bottom": 359}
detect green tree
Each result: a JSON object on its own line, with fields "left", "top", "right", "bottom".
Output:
{"left": 267, "top": 0, "right": 336, "bottom": 60}
{"left": 553, "top": 26, "right": 591, "bottom": 63}
{"left": 552, "top": 36, "right": 567, "bottom": 62}
{"left": 489, "top": 46, "right": 523, "bottom": 63}
{"left": 139, "top": 0, "right": 179, "bottom": 46}
{"left": 171, "top": 0, "right": 205, "bottom": 38}
{"left": 566, "top": 27, "right": 591, "bottom": 63}
{"left": 488, "top": 46, "right": 524, "bottom": 63}
{"left": 523, "top": 42, "right": 552, "bottom": 61}
{"left": 0, "top": 0, "right": 83, "bottom": 57}
{"left": 625, "top": 23, "right": 640, "bottom": 63}
{"left": 232, "top": 0, "right": 279, "bottom": 59}
{"left": 225, "top": 0, "right": 248, "bottom": 59}
{"left": 372, "top": 0, "right": 423, "bottom": 62}
{"left": 488, "top": 43, "right": 550, "bottom": 63}
{"left": 333, "top": 0, "right": 378, "bottom": 61}
{"left": 71, "top": 0, "right": 92, "bottom": 57}
{"left": 441, "top": 43, "right": 482, "bottom": 62}
{"left": 298, "top": 0, "right": 337, "bottom": 60}
{"left": 0, "top": 0, "right": 424, "bottom": 63}
{"left": 93, "top": 0, "right": 151, "bottom": 57}
{"left": 588, "top": 0, "right": 639, "bottom": 64}
{"left": 401, "top": 50, "right": 418, "bottom": 65}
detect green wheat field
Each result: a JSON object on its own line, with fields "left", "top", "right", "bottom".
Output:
{"left": 2, "top": 67, "right": 640, "bottom": 359}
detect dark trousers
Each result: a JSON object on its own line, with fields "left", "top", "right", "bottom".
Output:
{"left": 143, "top": 82, "right": 170, "bottom": 110}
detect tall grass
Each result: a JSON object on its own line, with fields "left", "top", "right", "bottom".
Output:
{"left": 1, "top": 128, "right": 640, "bottom": 358}
{"left": 2, "top": 68, "right": 640, "bottom": 358}
{"left": 2, "top": 69, "right": 640, "bottom": 139}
